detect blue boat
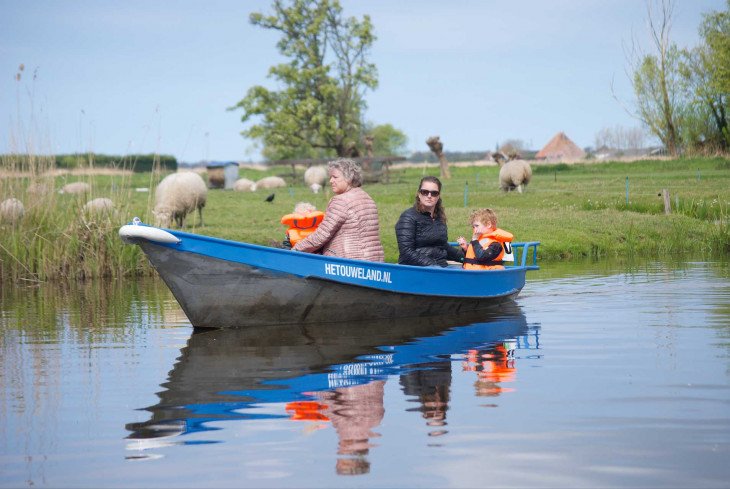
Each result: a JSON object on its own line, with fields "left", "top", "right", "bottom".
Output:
{"left": 119, "top": 220, "right": 539, "bottom": 329}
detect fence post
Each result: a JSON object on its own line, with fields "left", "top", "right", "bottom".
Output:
{"left": 464, "top": 181, "right": 469, "bottom": 207}
{"left": 625, "top": 176, "right": 629, "bottom": 204}
{"left": 662, "top": 189, "right": 671, "bottom": 214}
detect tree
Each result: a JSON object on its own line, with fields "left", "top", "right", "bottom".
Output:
{"left": 679, "top": 45, "right": 728, "bottom": 152}
{"left": 629, "top": 0, "right": 683, "bottom": 156}
{"left": 498, "top": 139, "right": 526, "bottom": 158}
{"left": 426, "top": 136, "right": 451, "bottom": 179}
{"left": 230, "top": 0, "right": 377, "bottom": 161}
{"left": 616, "top": 0, "right": 684, "bottom": 155}
{"left": 701, "top": 0, "right": 730, "bottom": 98}
{"left": 692, "top": 1, "right": 729, "bottom": 150}
{"left": 366, "top": 123, "right": 408, "bottom": 156}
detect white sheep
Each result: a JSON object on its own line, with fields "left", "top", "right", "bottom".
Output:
{"left": 60, "top": 182, "right": 91, "bottom": 194}
{"left": 309, "top": 183, "right": 322, "bottom": 194}
{"left": 83, "top": 197, "right": 114, "bottom": 214}
{"left": 153, "top": 172, "right": 207, "bottom": 228}
{"left": 498, "top": 159, "right": 532, "bottom": 193}
{"left": 233, "top": 178, "right": 257, "bottom": 192}
{"left": 255, "top": 176, "right": 287, "bottom": 189}
{"left": 304, "top": 165, "right": 327, "bottom": 187}
{"left": 0, "top": 198, "right": 25, "bottom": 223}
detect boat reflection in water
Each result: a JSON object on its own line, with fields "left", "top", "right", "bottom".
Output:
{"left": 126, "top": 302, "right": 537, "bottom": 473}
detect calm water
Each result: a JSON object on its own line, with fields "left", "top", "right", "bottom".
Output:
{"left": 1, "top": 261, "right": 729, "bottom": 488}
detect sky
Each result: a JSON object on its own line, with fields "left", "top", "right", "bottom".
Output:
{"left": 1, "top": 0, "right": 724, "bottom": 163}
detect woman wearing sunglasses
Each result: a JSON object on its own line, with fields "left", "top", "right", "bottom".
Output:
{"left": 394, "top": 176, "right": 464, "bottom": 267}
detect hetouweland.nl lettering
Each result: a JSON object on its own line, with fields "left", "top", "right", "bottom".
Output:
{"left": 324, "top": 263, "right": 393, "bottom": 284}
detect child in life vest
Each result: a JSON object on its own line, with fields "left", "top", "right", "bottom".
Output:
{"left": 456, "top": 208, "right": 513, "bottom": 270}
{"left": 281, "top": 202, "right": 325, "bottom": 249}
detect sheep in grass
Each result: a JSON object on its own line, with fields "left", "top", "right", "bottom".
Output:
{"left": 83, "top": 198, "right": 114, "bottom": 215}
{"left": 60, "top": 182, "right": 91, "bottom": 194}
{"left": 309, "top": 183, "right": 322, "bottom": 194}
{"left": 0, "top": 198, "right": 25, "bottom": 223}
{"left": 233, "top": 178, "right": 257, "bottom": 192}
{"left": 255, "top": 176, "right": 287, "bottom": 190}
{"left": 153, "top": 172, "right": 207, "bottom": 228}
{"left": 304, "top": 165, "right": 327, "bottom": 187}
{"left": 498, "top": 159, "right": 532, "bottom": 193}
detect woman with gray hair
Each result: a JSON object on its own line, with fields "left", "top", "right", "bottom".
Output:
{"left": 293, "top": 158, "right": 384, "bottom": 262}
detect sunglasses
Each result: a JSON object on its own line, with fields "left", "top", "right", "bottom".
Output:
{"left": 418, "top": 189, "right": 440, "bottom": 197}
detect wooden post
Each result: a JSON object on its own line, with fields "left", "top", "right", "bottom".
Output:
{"left": 662, "top": 188, "right": 671, "bottom": 214}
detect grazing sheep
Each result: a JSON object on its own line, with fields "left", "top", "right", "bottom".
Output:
{"left": 233, "top": 178, "right": 257, "bottom": 192}
{"left": 498, "top": 159, "right": 532, "bottom": 193}
{"left": 153, "top": 172, "right": 207, "bottom": 228}
{"left": 309, "top": 183, "right": 322, "bottom": 194}
{"left": 60, "top": 182, "right": 91, "bottom": 194}
{"left": 255, "top": 176, "right": 287, "bottom": 190}
{"left": 83, "top": 197, "right": 114, "bottom": 214}
{"left": 304, "top": 165, "right": 327, "bottom": 187}
{"left": 0, "top": 198, "right": 25, "bottom": 223}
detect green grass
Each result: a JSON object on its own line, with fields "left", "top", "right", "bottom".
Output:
{"left": 1, "top": 156, "right": 728, "bottom": 282}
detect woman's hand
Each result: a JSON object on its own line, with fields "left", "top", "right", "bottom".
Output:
{"left": 457, "top": 236, "right": 467, "bottom": 250}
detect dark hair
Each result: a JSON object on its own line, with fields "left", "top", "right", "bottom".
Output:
{"left": 414, "top": 176, "right": 447, "bottom": 223}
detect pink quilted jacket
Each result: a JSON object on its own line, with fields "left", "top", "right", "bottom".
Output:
{"left": 293, "top": 187, "right": 385, "bottom": 262}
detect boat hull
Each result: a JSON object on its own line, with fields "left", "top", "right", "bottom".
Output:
{"left": 141, "top": 241, "right": 520, "bottom": 328}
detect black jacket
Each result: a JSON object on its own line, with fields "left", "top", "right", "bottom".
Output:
{"left": 395, "top": 207, "right": 463, "bottom": 267}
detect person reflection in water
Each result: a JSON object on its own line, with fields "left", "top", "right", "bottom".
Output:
{"left": 462, "top": 340, "right": 517, "bottom": 397}
{"left": 287, "top": 380, "right": 385, "bottom": 476}
{"left": 399, "top": 361, "right": 452, "bottom": 437}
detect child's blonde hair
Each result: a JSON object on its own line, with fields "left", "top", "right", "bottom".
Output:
{"left": 469, "top": 208, "right": 498, "bottom": 227}
{"left": 294, "top": 202, "right": 316, "bottom": 214}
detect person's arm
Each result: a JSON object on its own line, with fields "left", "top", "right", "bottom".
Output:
{"left": 445, "top": 243, "right": 464, "bottom": 263}
{"left": 293, "top": 198, "right": 347, "bottom": 253}
{"left": 470, "top": 240, "right": 503, "bottom": 261}
{"left": 395, "top": 211, "right": 440, "bottom": 266}
{"left": 282, "top": 233, "right": 292, "bottom": 249}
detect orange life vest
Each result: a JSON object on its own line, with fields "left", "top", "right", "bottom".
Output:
{"left": 463, "top": 228, "right": 513, "bottom": 270}
{"left": 280, "top": 211, "right": 325, "bottom": 246}
{"left": 285, "top": 401, "right": 330, "bottom": 422}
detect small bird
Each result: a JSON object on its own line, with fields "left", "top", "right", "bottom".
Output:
{"left": 265, "top": 193, "right": 275, "bottom": 203}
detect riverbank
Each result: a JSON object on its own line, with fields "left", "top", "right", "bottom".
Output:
{"left": 0, "top": 156, "right": 727, "bottom": 282}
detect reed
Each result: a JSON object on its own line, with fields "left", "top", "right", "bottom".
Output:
{"left": 0, "top": 153, "right": 156, "bottom": 283}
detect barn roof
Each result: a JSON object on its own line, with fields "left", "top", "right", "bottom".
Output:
{"left": 535, "top": 132, "right": 586, "bottom": 161}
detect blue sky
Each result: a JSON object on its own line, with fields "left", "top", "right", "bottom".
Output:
{"left": 1, "top": 0, "right": 723, "bottom": 163}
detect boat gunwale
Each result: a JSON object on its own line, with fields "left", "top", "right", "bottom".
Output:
{"left": 138, "top": 224, "right": 540, "bottom": 274}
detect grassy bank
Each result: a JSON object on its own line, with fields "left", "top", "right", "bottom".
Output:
{"left": 1, "top": 156, "right": 728, "bottom": 282}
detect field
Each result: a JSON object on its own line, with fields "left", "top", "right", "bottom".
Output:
{"left": 0, "top": 157, "right": 728, "bottom": 282}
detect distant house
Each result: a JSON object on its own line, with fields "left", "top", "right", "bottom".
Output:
{"left": 535, "top": 132, "right": 586, "bottom": 162}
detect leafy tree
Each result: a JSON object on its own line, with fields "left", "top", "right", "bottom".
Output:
{"left": 230, "top": 0, "right": 378, "bottom": 161}
{"left": 366, "top": 123, "right": 408, "bottom": 156}
{"left": 692, "top": 1, "right": 730, "bottom": 150}
{"left": 701, "top": 0, "right": 730, "bottom": 97}
{"left": 679, "top": 44, "right": 728, "bottom": 151}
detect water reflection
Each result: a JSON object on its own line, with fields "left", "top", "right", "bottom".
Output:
{"left": 125, "top": 303, "right": 537, "bottom": 472}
